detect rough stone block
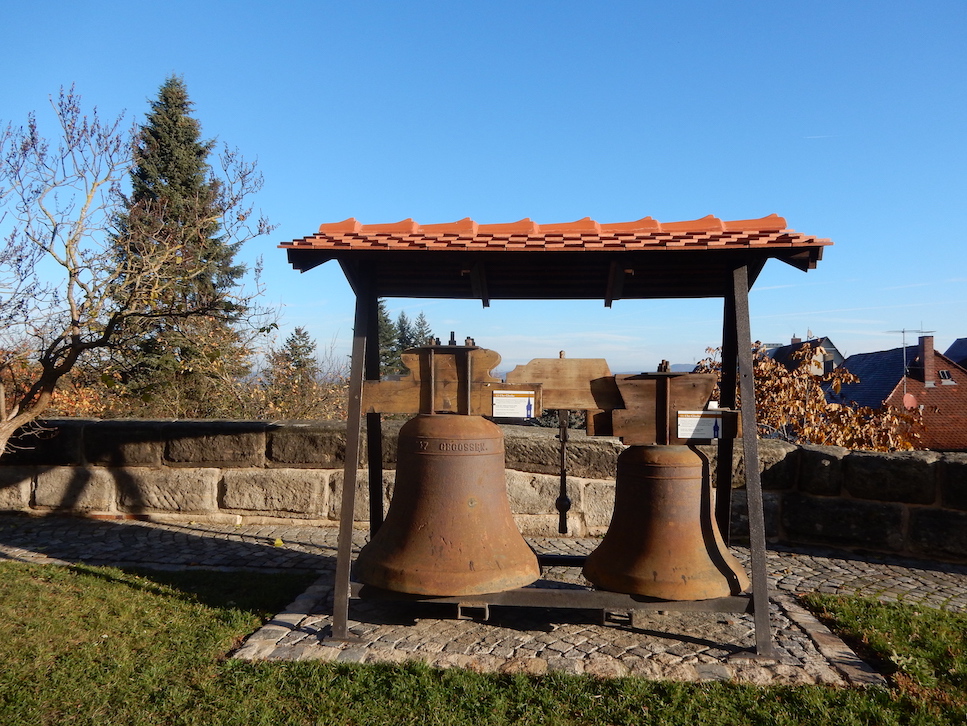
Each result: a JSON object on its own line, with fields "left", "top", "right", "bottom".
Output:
{"left": 581, "top": 479, "right": 616, "bottom": 529}
{"left": 503, "top": 427, "right": 561, "bottom": 476}
{"left": 222, "top": 468, "right": 323, "bottom": 515}
{"left": 502, "top": 425, "right": 623, "bottom": 480}
{"left": 758, "top": 440, "right": 800, "bottom": 490}
{"left": 164, "top": 422, "right": 266, "bottom": 466}
{"left": 781, "top": 492, "right": 904, "bottom": 551}
{"left": 798, "top": 445, "right": 848, "bottom": 496}
{"left": 505, "top": 470, "right": 582, "bottom": 516}
{"left": 267, "top": 423, "right": 347, "bottom": 467}
{"left": 34, "top": 466, "right": 115, "bottom": 511}
{"left": 727, "top": 488, "right": 746, "bottom": 542}
{"left": 698, "top": 439, "right": 798, "bottom": 491}
{"left": 0, "top": 466, "right": 33, "bottom": 509}
{"left": 939, "top": 453, "right": 967, "bottom": 511}
{"left": 327, "top": 469, "right": 395, "bottom": 522}
{"left": 116, "top": 467, "right": 219, "bottom": 514}
{"left": 843, "top": 450, "right": 940, "bottom": 504}
{"left": 4, "top": 420, "right": 86, "bottom": 466}
{"left": 84, "top": 421, "right": 164, "bottom": 466}
{"left": 376, "top": 420, "right": 403, "bottom": 466}
{"left": 561, "top": 434, "right": 623, "bottom": 479}
{"left": 908, "top": 508, "right": 967, "bottom": 559}
{"left": 726, "top": 488, "right": 781, "bottom": 542}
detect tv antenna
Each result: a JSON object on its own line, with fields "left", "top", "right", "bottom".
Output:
{"left": 886, "top": 327, "right": 935, "bottom": 398}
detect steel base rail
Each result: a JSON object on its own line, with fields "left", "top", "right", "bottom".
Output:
{"left": 350, "top": 581, "right": 755, "bottom": 614}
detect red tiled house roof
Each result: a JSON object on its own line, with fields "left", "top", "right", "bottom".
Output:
{"left": 836, "top": 337, "right": 967, "bottom": 451}
{"left": 281, "top": 214, "right": 831, "bottom": 304}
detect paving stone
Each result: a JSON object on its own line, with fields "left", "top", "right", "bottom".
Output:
{"left": 499, "top": 657, "right": 549, "bottom": 675}
{"left": 546, "top": 656, "right": 586, "bottom": 675}
{"left": 336, "top": 647, "right": 369, "bottom": 663}
{"left": 585, "top": 657, "right": 629, "bottom": 678}
{"left": 466, "top": 655, "right": 502, "bottom": 673}
{"left": 297, "top": 645, "right": 341, "bottom": 662}
{"left": 433, "top": 653, "right": 475, "bottom": 670}
{"left": 694, "top": 662, "right": 732, "bottom": 681}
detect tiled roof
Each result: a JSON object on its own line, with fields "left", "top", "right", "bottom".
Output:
{"left": 282, "top": 213, "right": 831, "bottom": 302}
{"left": 945, "top": 338, "right": 967, "bottom": 368}
{"left": 281, "top": 213, "right": 831, "bottom": 255}
{"left": 836, "top": 347, "right": 912, "bottom": 408}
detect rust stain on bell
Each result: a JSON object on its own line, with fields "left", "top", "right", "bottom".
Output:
{"left": 583, "top": 445, "right": 750, "bottom": 600}
{"left": 355, "top": 414, "right": 539, "bottom": 596}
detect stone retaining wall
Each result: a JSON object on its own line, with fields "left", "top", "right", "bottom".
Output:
{"left": 1, "top": 419, "right": 966, "bottom": 562}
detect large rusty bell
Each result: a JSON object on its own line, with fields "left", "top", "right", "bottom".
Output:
{"left": 354, "top": 413, "right": 540, "bottom": 596}
{"left": 583, "top": 445, "right": 750, "bottom": 600}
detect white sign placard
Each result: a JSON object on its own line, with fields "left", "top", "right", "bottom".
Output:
{"left": 492, "top": 390, "right": 536, "bottom": 418}
{"left": 677, "top": 410, "right": 724, "bottom": 439}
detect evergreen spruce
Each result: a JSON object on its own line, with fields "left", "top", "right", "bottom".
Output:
{"left": 413, "top": 312, "right": 434, "bottom": 346}
{"left": 377, "top": 303, "right": 434, "bottom": 376}
{"left": 396, "top": 311, "right": 414, "bottom": 351}
{"left": 117, "top": 76, "right": 245, "bottom": 314}
{"left": 275, "top": 327, "right": 319, "bottom": 374}
{"left": 111, "top": 75, "right": 251, "bottom": 414}
{"left": 261, "top": 327, "right": 321, "bottom": 415}
{"left": 377, "top": 299, "right": 399, "bottom": 375}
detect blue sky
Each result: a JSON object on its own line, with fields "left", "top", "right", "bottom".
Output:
{"left": 3, "top": 1, "right": 965, "bottom": 374}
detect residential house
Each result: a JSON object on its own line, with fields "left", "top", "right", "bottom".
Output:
{"left": 767, "top": 336, "right": 845, "bottom": 376}
{"left": 833, "top": 336, "right": 967, "bottom": 451}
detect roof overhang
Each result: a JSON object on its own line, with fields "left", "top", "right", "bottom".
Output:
{"left": 280, "top": 214, "right": 831, "bottom": 304}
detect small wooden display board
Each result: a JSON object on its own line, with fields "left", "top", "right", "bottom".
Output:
{"left": 362, "top": 346, "right": 542, "bottom": 416}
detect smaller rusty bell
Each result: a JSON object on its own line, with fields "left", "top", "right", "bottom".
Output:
{"left": 355, "top": 413, "right": 539, "bottom": 596}
{"left": 583, "top": 445, "right": 750, "bottom": 600}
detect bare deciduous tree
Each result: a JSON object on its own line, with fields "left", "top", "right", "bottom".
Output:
{"left": 0, "top": 87, "right": 272, "bottom": 452}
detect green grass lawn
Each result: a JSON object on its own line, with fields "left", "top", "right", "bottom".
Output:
{"left": 1, "top": 561, "right": 965, "bottom": 725}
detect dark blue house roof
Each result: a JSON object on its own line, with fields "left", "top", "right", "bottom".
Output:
{"left": 945, "top": 338, "right": 967, "bottom": 368}
{"left": 834, "top": 346, "right": 916, "bottom": 408}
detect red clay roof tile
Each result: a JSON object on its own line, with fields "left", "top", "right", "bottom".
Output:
{"left": 540, "top": 217, "right": 602, "bottom": 234}
{"left": 422, "top": 217, "right": 478, "bottom": 236}
{"left": 723, "top": 213, "right": 785, "bottom": 232}
{"left": 659, "top": 215, "right": 724, "bottom": 233}
{"left": 283, "top": 213, "right": 830, "bottom": 255}
{"left": 478, "top": 219, "right": 539, "bottom": 235}
{"left": 318, "top": 218, "right": 362, "bottom": 234}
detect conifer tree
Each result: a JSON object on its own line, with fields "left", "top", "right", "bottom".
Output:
{"left": 413, "top": 312, "right": 434, "bottom": 346}
{"left": 396, "top": 311, "right": 414, "bottom": 351}
{"left": 255, "top": 327, "right": 350, "bottom": 420}
{"left": 110, "top": 75, "right": 270, "bottom": 414}
{"left": 276, "top": 326, "right": 319, "bottom": 374}
{"left": 117, "top": 76, "right": 244, "bottom": 316}
{"left": 377, "top": 299, "right": 399, "bottom": 375}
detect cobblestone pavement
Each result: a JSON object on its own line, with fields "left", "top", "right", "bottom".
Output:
{"left": 3, "top": 513, "right": 966, "bottom": 685}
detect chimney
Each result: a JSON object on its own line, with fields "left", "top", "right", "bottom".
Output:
{"left": 919, "top": 336, "right": 935, "bottom": 384}
{"left": 791, "top": 335, "right": 801, "bottom": 345}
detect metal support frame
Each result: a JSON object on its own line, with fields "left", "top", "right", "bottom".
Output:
{"left": 364, "top": 290, "right": 384, "bottom": 534}
{"left": 730, "top": 264, "right": 774, "bottom": 657}
{"left": 329, "top": 261, "right": 775, "bottom": 656}
{"left": 715, "top": 292, "right": 738, "bottom": 541}
{"left": 331, "top": 281, "right": 377, "bottom": 641}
